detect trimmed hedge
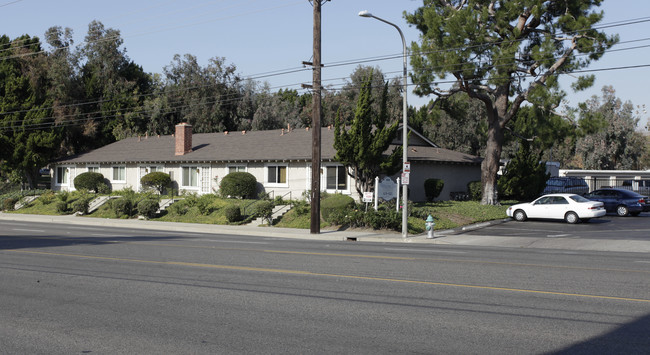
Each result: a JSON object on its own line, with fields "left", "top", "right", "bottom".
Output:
{"left": 140, "top": 172, "right": 171, "bottom": 194}
{"left": 74, "top": 172, "right": 107, "bottom": 193}
{"left": 424, "top": 178, "right": 444, "bottom": 202}
{"left": 220, "top": 172, "right": 257, "bottom": 199}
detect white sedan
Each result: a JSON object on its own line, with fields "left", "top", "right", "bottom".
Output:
{"left": 506, "top": 193, "right": 606, "bottom": 224}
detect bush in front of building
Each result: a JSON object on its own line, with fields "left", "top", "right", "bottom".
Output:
{"left": 74, "top": 172, "right": 108, "bottom": 193}
{"left": 224, "top": 205, "right": 242, "bottom": 222}
{"left": 137, "top": 198, "right": 160, "bottom": 219}
{"left": 468, "top": 181, "right": 482, "bottom": 201}
{"left": 219, "top": 172, "right": 257, "bottom": 199}
{"left": 424, "top": 178, "right": 444, "bottom": 202}
{"left": 111, "top": 198, "right": 133, "bottom": 218}
{"left": 140, "top": 172, "right": 171, "bottom": 194}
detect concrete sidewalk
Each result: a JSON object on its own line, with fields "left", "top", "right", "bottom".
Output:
{"left": 1, "top": 212, "right": 650, "bottom": 253}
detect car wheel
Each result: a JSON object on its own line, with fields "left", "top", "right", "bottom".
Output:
{"left": 565, "top": 212, "right": 580, "bottom": 224}
{"left": 513, "top": 209, "right": 527, "bottom": 222}
{"left": 616, "top": 205, "right": 629, "bottom": 217}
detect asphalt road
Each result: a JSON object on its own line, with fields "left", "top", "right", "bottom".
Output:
{"left": 1, "top": 220, "right": 649, "bottom": 354}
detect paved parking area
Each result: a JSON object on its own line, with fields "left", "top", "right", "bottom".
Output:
{"left": 459, "top": 213, "right": 650, "bottom": 241}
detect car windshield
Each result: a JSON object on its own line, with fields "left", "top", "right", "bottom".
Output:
{"left": 569, "top": 195, "right": 590, "bottom": 203}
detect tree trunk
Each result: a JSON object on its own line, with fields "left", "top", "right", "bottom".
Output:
{"left": 481, "top": 116, "right": 504, "bottom": 205}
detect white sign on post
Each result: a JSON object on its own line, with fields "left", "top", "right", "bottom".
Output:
{"left": 403, "top": 162, "right": 410, "bottom": 172}
{"left": 401, "top": 172, "right": 410, "bottom": 185}
{"left": 363, "top": 192, "right": 374, "bottom": 203}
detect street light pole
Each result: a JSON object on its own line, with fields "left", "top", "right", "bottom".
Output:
{"left": 358, "top": 10, "right": 409, "bottom": 238}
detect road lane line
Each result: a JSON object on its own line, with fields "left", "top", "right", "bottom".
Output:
{"left": 5, "top": 249, "right": 650, "bottom": 304}
{"left": 383, "top": 248, "right": 467, "bottom": 254}
{"left": 11, "top": 228, "right": 46, "bottom": 233}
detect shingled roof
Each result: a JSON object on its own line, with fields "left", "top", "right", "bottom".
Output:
{"left": 54, "top": 126, "right": 482, "bottom": 165}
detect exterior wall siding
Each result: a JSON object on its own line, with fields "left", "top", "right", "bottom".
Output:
{"left": 51, "top": 161, "right": 362, "bottom": 201}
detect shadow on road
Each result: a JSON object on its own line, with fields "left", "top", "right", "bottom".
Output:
{"left": 549, "top": 313, "right": 650, "bottom": 354}
{"left": 0, "top": 234, "right": 185, "bottom": 251}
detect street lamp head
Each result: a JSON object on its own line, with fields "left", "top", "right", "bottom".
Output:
{"left": 358, "top": 10, "right": 372, "bottom": 18}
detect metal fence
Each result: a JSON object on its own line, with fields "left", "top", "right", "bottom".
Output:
{"left": 578, "top": 177, "right": 650, "bottom": 195}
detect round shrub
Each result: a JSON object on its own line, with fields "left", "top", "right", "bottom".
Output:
{"left": 321, "top": 194, "right": 355, "bottom": 223}
{"left": 140, "top": 172, "right": 171, "bottom": 194}
{"left": 220, "top": 172, "right": 257, "bottom": 199}
{"left": 224, "top": 205, "right": 242, "bottom": 223}
{"left": 74, "top": 172, "right": 106, "bottom": 193}
{"left": 424, "top": 178, "right": 444, "bottom": 202}
{"left": 112, "top": 198, "right": 133, "bottom": 218}
{"left": 137, "top": 199, "right": 160, "bottom": 219}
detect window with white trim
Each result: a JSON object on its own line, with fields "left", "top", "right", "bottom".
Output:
{"left": 56, "top": 167, "right": 69, "bottom": 185}
{"left": 228, "top": 165, "right": 247, "bottom": 174}
{"left": 111, "top": 166, "right": 126, "bottom": 182}
{"left": 267, "top": 165, "right": 287, "bottom": 185}
{"left": 87, "top": 166, "right": 100, "bottom": 173}
{"left": 326, "top": 165, "right": 348, "bottom": 191}
{"left": 182, "top": 166, "right": 199, "bottom": 187}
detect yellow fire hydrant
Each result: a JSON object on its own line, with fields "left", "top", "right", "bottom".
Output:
{"left": 425, "top": 215, "right": 435, "bottom": 239}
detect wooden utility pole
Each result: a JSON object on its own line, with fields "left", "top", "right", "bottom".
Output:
{"left": 310, "top": 0, "right": 322, "bottom": 234}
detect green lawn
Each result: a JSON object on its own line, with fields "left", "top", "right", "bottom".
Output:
{"left": 5, "top": 191, "right": 512, "bottom": 234}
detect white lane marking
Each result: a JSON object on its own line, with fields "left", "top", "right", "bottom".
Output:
{"left": 383, "top": 248, "right": 466, "bottom": 254}
{"left": 91, "top": 234, "right": 132, "bottom": 238}
{"left": 634, "top": 261, "right": 650, "bottom": 264}
{"left": 12, "top": 228, "right": 46, "bottom": 233}
{"left": 547, "top": 234, "right": 571, "bottom": 238}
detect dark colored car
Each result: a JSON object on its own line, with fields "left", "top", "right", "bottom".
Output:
{"left": 543, "top": 177, "right": 589, "bottom": 195}
{"left": 583, "top": 188, "right": 650, "bottom": 216}
{"left": 622, "top": 179, "right": 650, "bottom": 195}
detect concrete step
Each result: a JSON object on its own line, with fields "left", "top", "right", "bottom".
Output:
{"left": 14, "top": 195, "right": 39, "bottom": 210}
{"left": 87, "top": 195, "right": 120, "bottom": 214}
{"left": 248, "top": 204, "right": 292, "bottom": 226}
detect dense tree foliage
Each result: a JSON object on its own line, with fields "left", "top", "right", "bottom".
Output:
{"left": 406, "top": 0, "right": 617, "bottom": 204}
{"left": 334, "top": 72, "right": 402, "bottom": 196}
{"left": 1, "top": 12, "right": 647, "bottom": 191}
{"left": 574, "top": 86, "right": 646, "bottom": 170}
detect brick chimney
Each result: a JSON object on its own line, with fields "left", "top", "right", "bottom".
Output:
{"left": 175, "top": 123, "right": 192, "bottom": 155}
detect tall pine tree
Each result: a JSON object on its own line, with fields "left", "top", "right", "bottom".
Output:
{"left": 334, "top": 72, "right": 401, "bottom": 196}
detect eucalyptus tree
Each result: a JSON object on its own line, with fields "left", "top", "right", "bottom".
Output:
{"left": 0, "top": 34, "right": 60, "bottom": 188}
{"left": 406, "top": 0, "right": 617, "bottom": 204}
{"left": 161, "top": 54, "right": 243, "bottom": 133}
{"left": 575, "top": 86, "right": 645, "bottom": 170}
{"left": 77, "top": 21, "right": 151, "bottom": 148}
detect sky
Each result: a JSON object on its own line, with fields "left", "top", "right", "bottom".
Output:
{"left": 1, "top": 0, "right": 649, "bottom": 130}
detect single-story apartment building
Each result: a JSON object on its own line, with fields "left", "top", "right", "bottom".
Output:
{"left": 50, "top": 123, "right": 482, "bottom": 202}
